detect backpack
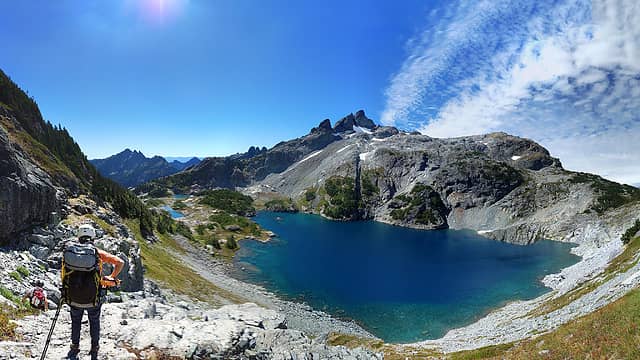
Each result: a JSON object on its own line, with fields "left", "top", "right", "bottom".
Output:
{"left": 30, "top": 287, "right": 46, "bottom": 309}
{"left": 61, "top": 242, "right": 102, "bottom": 308}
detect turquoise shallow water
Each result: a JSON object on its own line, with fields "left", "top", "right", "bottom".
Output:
{"left": 161, "top": 205, "right": 184, "bottom": 219}
{"left": 233, "top": 212, "right": 580, "bottom": 343}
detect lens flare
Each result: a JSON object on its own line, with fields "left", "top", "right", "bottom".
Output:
{"left": 133, "top": 0, "right": 187, "bottom": 25}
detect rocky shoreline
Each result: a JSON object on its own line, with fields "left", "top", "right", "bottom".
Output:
{"left": 166, "top": 233, "right": 375, "bottom": 340}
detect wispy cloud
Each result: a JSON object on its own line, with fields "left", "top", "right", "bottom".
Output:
{"left": 382, "top": 0, "right": 640, "bottom": 184}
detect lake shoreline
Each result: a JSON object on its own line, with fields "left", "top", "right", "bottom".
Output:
{"left": 235, "top": 211, "right": 581, "bottom": 343}
{"left": 169, "top": 205, "right": 638, "bottom": 353}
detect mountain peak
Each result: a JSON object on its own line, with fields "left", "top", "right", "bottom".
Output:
{"left": 310, "top": 119, "right": 332, "bottom": 133}
{"left": 333, "top": 110, "right": 376, "bottom": 132}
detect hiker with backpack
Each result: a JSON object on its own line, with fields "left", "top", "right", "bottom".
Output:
{"left": 23, "top": 280, "right": 49, "bottom": 311}
{"left": 62, "top": 224, "right": 124, "bottom": 360}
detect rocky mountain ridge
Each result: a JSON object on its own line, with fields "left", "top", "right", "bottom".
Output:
{"left": 90, "top": 149, "right": 201, "bottom": 188}
{"left": 142, "top": 110, "right": 382, "bottom": 192}
{"left": 150, "top": 110, "right": 640, "bottom": 245}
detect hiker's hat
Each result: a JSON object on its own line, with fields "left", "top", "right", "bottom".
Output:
{"left": 77, "top": 224, "right": 96, "bottom": 240}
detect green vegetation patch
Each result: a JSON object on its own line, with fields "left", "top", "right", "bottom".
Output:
{"left": 199, "top": 189, "right": 255, "bottom": 215}
{"left": 570, "top": 172, "right": 640, "bottom": 214}
{"left": 9, "top": 272, "right": 21, "bottom": 282}
{"left": 264, "top": 198, "right": 298, "bottom": 212}
{"left": 360, "top": 169, "right": 382, "bottom": 199}
{"left": 172, "top": 200, "right": 188, "bottom": 210}
{"left": 622, "top": 219, "right": 640, "bottom": 245}
{"left": 389, "top": 183, "right": 446, "bottom": 226}
{"left": 304, "top": 187, "right": 317, "bottom": 202}
{"left": 208, "top": 212, "right": 262, "bottom": 237}
{"left": 323, "top": 176, "right": 359, "bottom": 219}
{"left": 16, "top": 266, "right": 29, "bottom": 278}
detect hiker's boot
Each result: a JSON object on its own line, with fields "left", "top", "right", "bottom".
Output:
{"left": 66, "top": 344, "right": 80, "bottom": 360}
{"left": 89, "top": 346, "right": 99, "bottom": 360}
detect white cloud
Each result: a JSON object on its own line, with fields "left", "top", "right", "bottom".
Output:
{"left": 382, "top": 0, "right": 640, "bottom": 184}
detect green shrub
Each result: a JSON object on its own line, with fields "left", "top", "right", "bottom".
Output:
{"left": 225, "top": 235, "right": 238, "bottom": 249}
{"left": 304, "top": 188, "right": 316, "bottom": 202}
{"left": 16, "top": 266, "right": 29, "bottom": 278}
{"left": 0, "top": 287, "right": 19, "bottom": 304}
{"left": 206, "top": 236, "right": 221, "bottom": 250}
{"left": 9, "top": 272, "right": 21, "bottom": 282}
{"left": 622, "top": 219, "right": 640, "bottom": 245}
{"left": 390, "top": 208, "right": 409, "bottom": 221}
{"left": 195, "top": 224, "right": 207, "bottom": 236}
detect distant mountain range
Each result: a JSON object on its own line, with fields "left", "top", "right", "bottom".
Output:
{"left": 90, "top": 149, "right": 200, "bottom": 188}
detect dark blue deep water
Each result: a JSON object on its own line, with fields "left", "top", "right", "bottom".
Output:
{"left": 234, "top": 212, "right": 580, "bottom": 343}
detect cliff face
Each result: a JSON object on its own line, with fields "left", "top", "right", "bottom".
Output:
{"left": 0, "top": 109, "right": 59, "bottom": 241}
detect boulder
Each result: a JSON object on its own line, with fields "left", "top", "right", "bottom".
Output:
{"left": 28, "top": 245, "right": 50, "bottom": 261}
{"left": 29, "top": 234, "right": 55, "bottom": 248}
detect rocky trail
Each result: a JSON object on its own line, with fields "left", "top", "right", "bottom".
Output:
{"left": 4, "top": 284, "right": 382, "bottom": 360}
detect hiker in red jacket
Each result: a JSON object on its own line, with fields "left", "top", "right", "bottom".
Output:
{"left": 22, "top": 280, "right": 49, "bottom": 311}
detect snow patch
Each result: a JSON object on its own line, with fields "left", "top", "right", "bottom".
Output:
{"left": 511, "top": 155, "right": 522, "bottom": 160}
{"left": 477, "top": 230, "right": 493, "bottom": 235}
{"left": 371, "top": 137, "right": 388, "bottom": 142}
{"left": 299, "top": 150, "right": 323, "bottom": 163}
{"left": 336, "top": 144, "right": 353, "bottom": 153}
{"left": 359, "top": 151, "right": 374, "bottom": 161}
{"left": 353, "top": 125, "right": 372, "bottom": 134}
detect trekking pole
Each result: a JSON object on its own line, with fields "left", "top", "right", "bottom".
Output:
{"left": 40, "top": 298, "right": 63, "bottom": 360}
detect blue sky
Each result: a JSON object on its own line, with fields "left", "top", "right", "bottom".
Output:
{"left": 0, "top": 0, "right": 427, "bottom": 157}
{"left": 1, "top": 1, "right": 638, "bottom": 184}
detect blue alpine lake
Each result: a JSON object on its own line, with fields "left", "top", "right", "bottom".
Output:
{"left": 161, "top": 205, "right": 184, "bottom": 219}
{"left": 233, "top": 212, "right": 580, "bottom": 343}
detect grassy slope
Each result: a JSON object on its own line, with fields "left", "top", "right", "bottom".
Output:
{"left": 124, "top": 219, "right": 245, "bottom": 305}
{"left": 451, "top": 286, "right": 640, "bottom": 359}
